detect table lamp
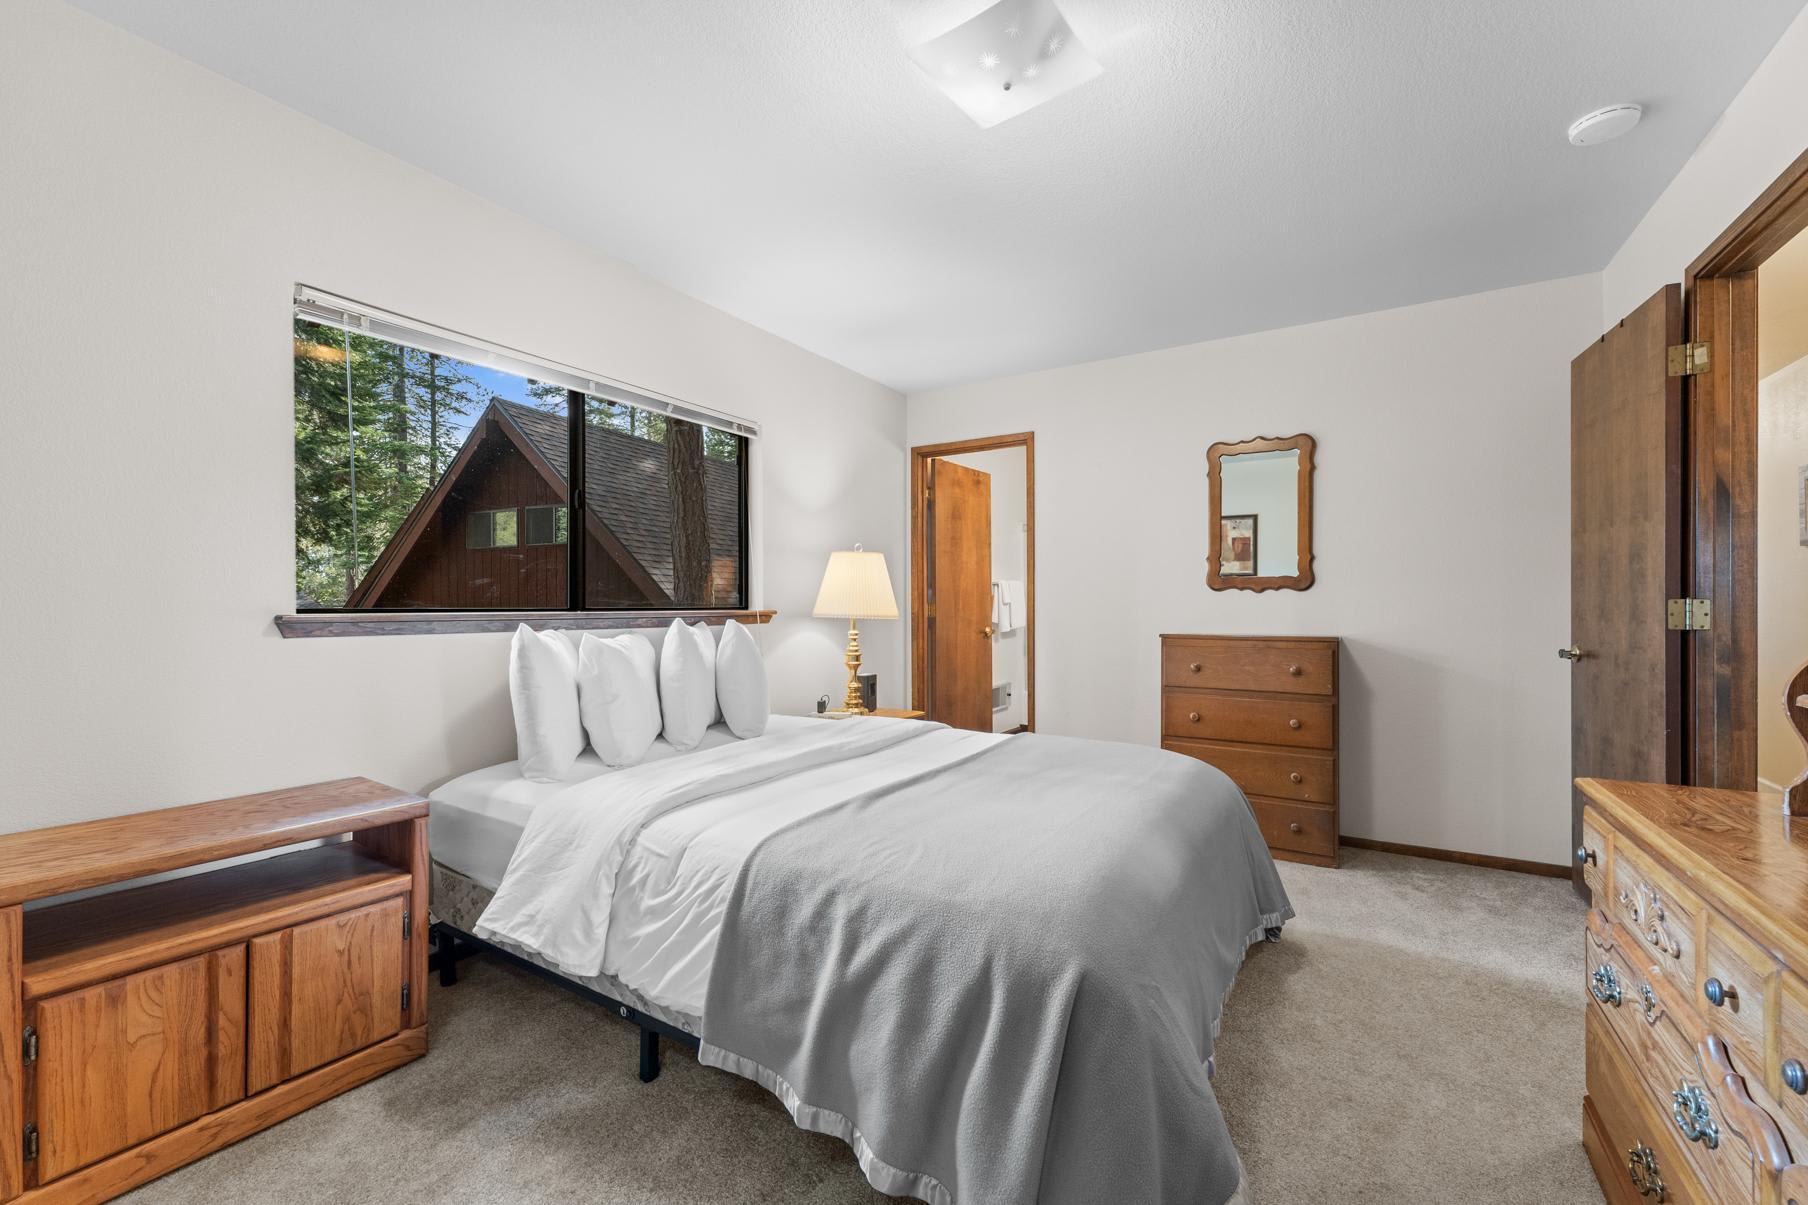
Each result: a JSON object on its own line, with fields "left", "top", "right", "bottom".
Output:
{"left": 812, "top": 544, "right": 899, "bottom": 715}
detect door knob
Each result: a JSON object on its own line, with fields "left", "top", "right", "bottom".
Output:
{"left": 982, "top": 625, "right": 994, "bottom": 637}
{"left": 1559, "top": 646, "right": 1585, "bottom": 661}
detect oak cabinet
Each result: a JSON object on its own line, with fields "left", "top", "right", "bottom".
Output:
{"left": 0, "top": 782, "right": 430, "bottom": 1203}
{"left": 248, "top": 898, "right": 407, "bottom": 1093}
{"left": 34, "top": 948, "right": 244, "bottom": 1181}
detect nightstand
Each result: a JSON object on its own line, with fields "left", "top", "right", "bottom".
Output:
{"left": 816, "top": 708, "right": 927, "bottom": 720}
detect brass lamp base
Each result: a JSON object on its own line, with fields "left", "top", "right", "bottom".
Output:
{"left": 842, "top": 617, "right": 869, "bottom": 715}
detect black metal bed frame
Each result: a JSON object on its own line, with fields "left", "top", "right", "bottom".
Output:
{"left": 429, "top": 920, "right": 699, "bottom": 1082}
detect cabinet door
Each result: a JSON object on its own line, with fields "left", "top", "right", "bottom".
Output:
{"left": 34, "top": 946, "right": 245, "bottom": 1182}
{"left": 248, "top": 896, "right": 405, "bottom": 1094}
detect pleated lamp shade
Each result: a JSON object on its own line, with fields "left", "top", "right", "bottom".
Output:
{"left": 812, "top": 546, "right": 899, "bottom": 620}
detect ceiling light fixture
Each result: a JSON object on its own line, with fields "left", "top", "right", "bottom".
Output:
{"left": 908, "top": 0, "right": 1104, "bottom": 129}
{"left": 1567, "top": 103, "right": 1643, "bottom": 147}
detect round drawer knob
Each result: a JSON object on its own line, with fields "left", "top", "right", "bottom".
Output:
{"left": 1288, "top": 822, "right": 1303, "bottom": 834}
{"left": 1188, "top": 711, "right": 1200, "bottom": 723}
{"left": 1189, "top": 662, "right": 1202, "bottom": 673}
{"left": 1703, "top": 977, "right": 1736, "bottom": 1008}
{"left": 1783, "top": 1059, "right": 1808, "bottom": 1096}
{"left": 1288, "top": 718, "right": 1302, "bottom": 730}
{"left": 1575, "top": 845, "right": 1596, "bottom": 866}
{"left": 1290, "top": 772, "right": 1303, "bottom": 784}
{"left": 1287, "top": 664, "right": 1302, "bottom": 676}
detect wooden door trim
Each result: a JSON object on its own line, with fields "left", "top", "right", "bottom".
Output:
{"left": 910, "top": 433, "right": 1035, "bottom": 732}
{"left": 1681, "top": 145, "right": 1808, "bottom": 787}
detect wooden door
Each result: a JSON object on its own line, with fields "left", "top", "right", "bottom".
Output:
{"left": 33, "top": 947, "right": 245, "bottom": 1182}
{"left": 247, "top": 896, "right": 404, "bottom": 1094}
{"left": 928, "top": 459, "right": 993, "bottom": 731}
{"left": 1569, "top": 284, "right": 1685, "bottom": 890}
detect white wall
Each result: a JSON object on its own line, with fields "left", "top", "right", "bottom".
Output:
{"left": 1603, "top": 4, "right": 1808, "bottom": 324}
{"left": 908, "top": 274, "right": 1602, "bottom": 865}
{"left": 942, "top": 449, "right": 1030, "bottom": 731}
{"left": 1758, "top": 354, "right": 1808, "bottom": 792}
{"left": 0, "top": 0, "right": 905, "bottom": 831}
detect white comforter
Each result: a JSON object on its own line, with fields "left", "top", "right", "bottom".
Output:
{"left": 475, "top": 717, "right": 1002, "bottom": 1017}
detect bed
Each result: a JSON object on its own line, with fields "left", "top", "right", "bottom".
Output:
{"left": 429, "top": 714, "right": 1290, "bottom": 1205}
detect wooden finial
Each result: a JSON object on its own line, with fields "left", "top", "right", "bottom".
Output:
{"left": 1786, "top": 659, "right": 1808, "bottom": 815}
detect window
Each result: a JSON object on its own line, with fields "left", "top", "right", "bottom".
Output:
{"left": 292, "top": 288, "right": 753, "bottom": 614}
{"left": 524, "top": 505, "right": 568, "bottom": 546}
{"left": 467, "top": 509, "right": 520, "bottom": 550}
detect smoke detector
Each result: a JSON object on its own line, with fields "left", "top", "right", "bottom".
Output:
{"left": 1568, "top": 104, "right": 1642, "bottom": 147}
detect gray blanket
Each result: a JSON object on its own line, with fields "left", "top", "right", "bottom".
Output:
{"left": 699, "top": 733, "right": 1292, "bottom": 1205}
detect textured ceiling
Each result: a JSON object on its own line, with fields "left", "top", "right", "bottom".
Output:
{"left": 71, "top": 0, "right": 1808, "bottom": 393}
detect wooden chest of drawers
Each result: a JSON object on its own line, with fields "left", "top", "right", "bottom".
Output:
{"left": 1160, "top": 634, "right": 1339, "bottom": 867}
{"left": 1578, "top": 777, "right": 1808, "bottom": 1205}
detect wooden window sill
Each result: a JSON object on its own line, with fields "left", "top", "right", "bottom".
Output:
{"left": 274, "top": 609, "right": 776, "bottom": 639}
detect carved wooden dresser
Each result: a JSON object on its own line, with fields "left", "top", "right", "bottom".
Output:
{"left": 1159, "top": 634, "right": 1339, "bottom": 866}
{"left": 1579, "top": 776, "right": 1808, "bottom": 1204}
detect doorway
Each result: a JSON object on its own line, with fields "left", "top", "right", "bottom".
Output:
{"left": 910, "top": 434, "right": 1035, "bottom": 733}
{"left": 1684, "top": 146, "right": 1808, "bottom": 792}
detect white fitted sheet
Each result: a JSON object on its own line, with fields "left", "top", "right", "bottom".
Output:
{"left": 428, "top": 720, "right": 782, "bottom": 891}
{"left": 438, "top": 716, "right": 1004, "bottom": 1018}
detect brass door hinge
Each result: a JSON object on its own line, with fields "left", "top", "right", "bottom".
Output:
{"left": 23, "top": 1125, "right": 36, "bottom": 1163}
{"left": 22, "top": 1026, "right": 35, "bottom": 1067}
{"left": 1667, "top": 598, "right": 1712, "bottom": 630}
{"left": 1668, "top": 342, "right": 1710, "bottom": 377}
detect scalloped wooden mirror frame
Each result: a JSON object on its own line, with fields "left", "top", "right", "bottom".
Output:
{"left": 1207, "top": 433, "right": 1316, "bottom": 593}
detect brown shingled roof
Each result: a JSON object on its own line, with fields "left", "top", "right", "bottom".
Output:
{"left": 496, "top": 400, "right": 742, "bottom": 599}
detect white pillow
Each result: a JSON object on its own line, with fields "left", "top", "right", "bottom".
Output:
{"left": 509, "top": 625, "right": 584, "bottom": 782}
{"left": 659, "top": 619, "right": 716, "bottom": 751}
{"left": 716, "top": 620, "right": 769, "bottom": 738}
{"left": 576, "top": 633, "right": 662, "bottom": 767}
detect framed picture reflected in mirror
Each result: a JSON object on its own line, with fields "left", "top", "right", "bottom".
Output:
{"left": 1220, "top": 514, "right": 1257, "bottom": 576}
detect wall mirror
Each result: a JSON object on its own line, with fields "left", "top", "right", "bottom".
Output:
{"left": 1207, "top": 433, "right": 1316, "bottom": 592}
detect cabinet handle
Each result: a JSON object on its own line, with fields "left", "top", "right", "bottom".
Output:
{"left": 1290, "top": 772, "right": 1303, "bottom": 784}
{"left": 1626, "top": 1143, "right": 1664, "bottom": 1199}
{"left": 1189, "top": 662, "right": 1201, "bottom": 673}
{"left": 1188, "top": 712, "right": 1200, "bottom": 723}
{"left": 1287, "top": 664, "right": 1301, "bottom": 676}
{"left": 1288, "top": 718, "right": 1302, "bottom": 730}
{"left": 1671, "top": 1083, "right": 1719, "bottom": 1149}
{"left": 1703, "top": 978, "right": 1736, "bottom": 1008}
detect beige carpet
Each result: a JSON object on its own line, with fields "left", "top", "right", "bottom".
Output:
{"left": 124, "top": 848, "right": 1599, "bottom": 1204}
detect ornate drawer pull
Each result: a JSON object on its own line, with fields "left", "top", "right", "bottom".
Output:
{"left": 1784, "top": 1059, "right": 1808, "bottom": 1096}
{"left": 1576, "top": 844, "right": 1597, "bottom": 866}
{"left": 1639, "top": 982, "right": 1659, "bottom": 1022}
{"left": 1703, "top": 977, "right": 1736, "bottom": 1008}
{"left": 1671, "top": 1083, "right": 1719, "bottom": 1149}
{"left": 1646, "top": 922, "right": 1681, "bottom": 960}
{"left": 1290, "top": 772, "right": 1303, "bottom": 784}
{"left": 1591, "top": 964, "right": 1623, "bottom": 1006}
{"left": 1627, "top": 1143, "right": 1666, "bottom": 1200}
